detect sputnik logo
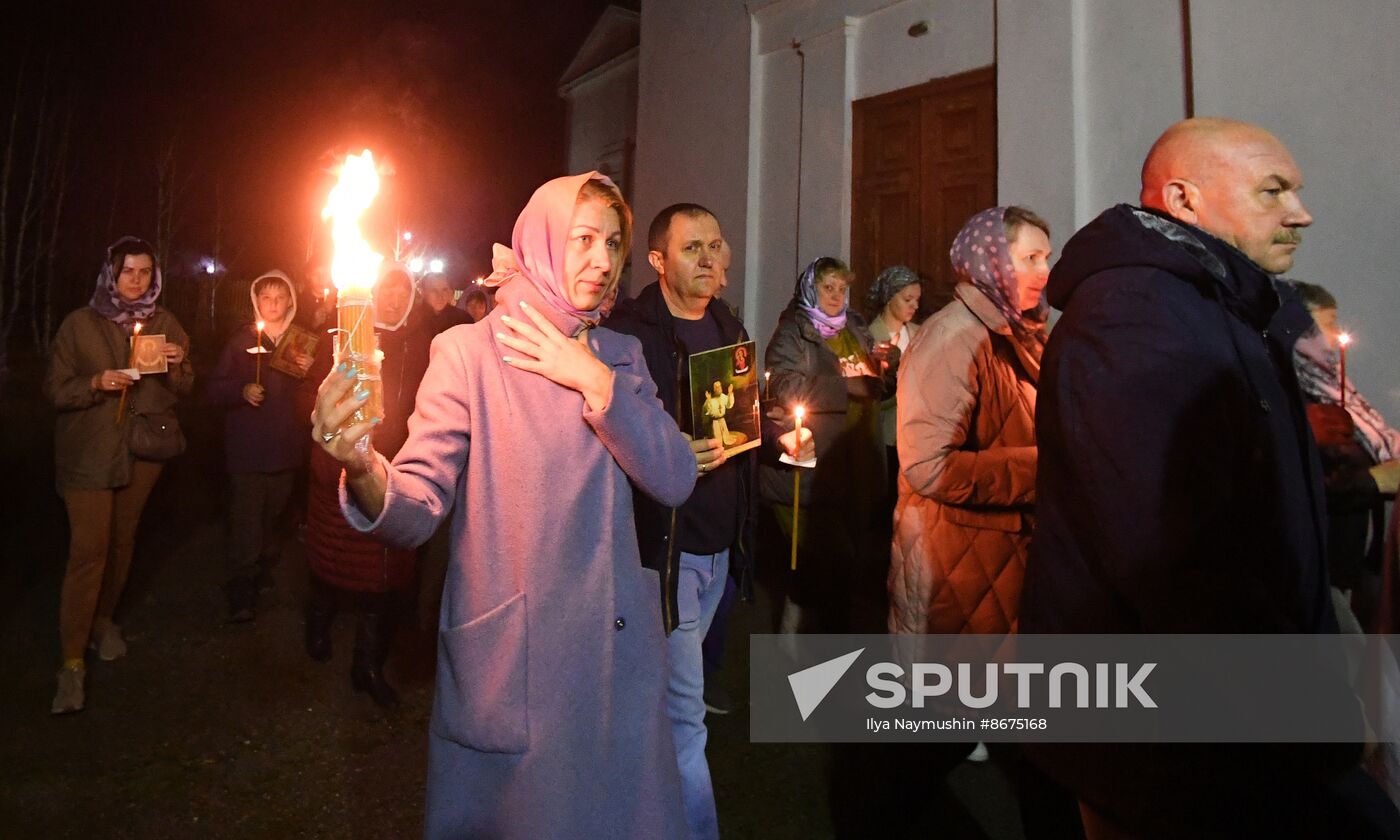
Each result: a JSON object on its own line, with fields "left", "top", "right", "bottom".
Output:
{"left": 788, "top": 648, "right": 864, "bottom": 721}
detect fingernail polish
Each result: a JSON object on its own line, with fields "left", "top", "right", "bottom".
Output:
{"left": 520, "top": 301, "right": 532, "bottom": 309}
{"left": 354, "top": 387, "right": 369, "bottom": 401}
{"left": 336, "top": 362, "right": 348, "bottom": 373}
{"left": 502, "top": 355, "right": 515, "bottom": 363}
{"left": 371, "top": 417, "right": 382, "bottom": 425}
{"left": 496, "top": 333, "right": 507, "bottom": 341}
{"left": 344, "top": 367, "right": 356, "bottom": 379}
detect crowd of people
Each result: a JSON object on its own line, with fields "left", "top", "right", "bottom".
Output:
{"left": 41, "top": 116, "right": 1400, "bottom": 838}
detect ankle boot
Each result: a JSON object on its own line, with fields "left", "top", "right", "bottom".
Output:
{"left": 351, "top": 602, "right": 400, "bottom": 710}
{"left": 305, "top": 579, "right": 335, "bottom": 662}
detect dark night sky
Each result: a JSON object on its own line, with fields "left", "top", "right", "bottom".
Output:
{"left": 2, "top": 0, "right": 619, "bottom": 309}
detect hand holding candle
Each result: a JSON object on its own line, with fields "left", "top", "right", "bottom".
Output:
{"left": 115, "top": 322, "right": 142, "bottom": 423}
{"left": 323, "top": 150, "right": 385, "bottom": 440}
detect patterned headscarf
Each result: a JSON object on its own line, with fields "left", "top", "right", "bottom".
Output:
{"left": 949, "top": 207, "right": 1047, "bottom": 326}
{"left": 88, "top": 236, "right": 162, "bottom": 327}
{"left": 865, "top": 265, "right": 920, "bottom": 313}
{"left": 1294, "top": 325, "right": 1400, "bottom": 463}
{"left": 794, "top": 258, "right": 848, "bottom": 339}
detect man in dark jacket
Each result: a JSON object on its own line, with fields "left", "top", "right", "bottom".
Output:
{"left": 605, "top": 203, "right": 756, "bottom": 840}
{"left": 1022, "top": 118, "right": 1399, "bottom": 836}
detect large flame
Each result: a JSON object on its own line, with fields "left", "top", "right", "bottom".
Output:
{"left": 323, "top": 150, "right": 383, "bottom": 293}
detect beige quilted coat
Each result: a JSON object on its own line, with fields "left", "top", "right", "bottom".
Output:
{"left": 888, "top": 284, "right": 1041, "bottom": 635}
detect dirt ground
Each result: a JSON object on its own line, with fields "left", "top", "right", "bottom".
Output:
{"left": 0, "top": 346, "right": 1020, "bottom": 839}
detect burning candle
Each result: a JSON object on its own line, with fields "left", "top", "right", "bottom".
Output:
{"left": 116, "top": 322, "right": 142, "bottom": 423}
{"left": 791, "top": 405, "right": 804, "bottom": 571}
{"left": 255, "top": 320, "right": 266, "bottom": 387}
{"left": 1338, "top": 332, "right": 1352, "bottom": 406}
{"left": 324, "top": 150, "right": 385, "bottom": 435}
{"left": 764, "top": 370, "right": 771, "bottom": 399}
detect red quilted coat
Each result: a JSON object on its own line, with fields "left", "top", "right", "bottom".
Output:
{"left": 299, "top": 305, "right": 433, "bottom": 593}
{"left": 888, "top": 284, "right": 1041, "bottom": 634}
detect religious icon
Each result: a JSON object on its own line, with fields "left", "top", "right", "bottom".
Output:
{"left": 132, "top": 333, "right": 169, "bottom": 374}
{"left": 269, "top": 324, "right": 320, "bottom": 379}
{"left": 687, "top": 340, "right": 761, "bottom": 457}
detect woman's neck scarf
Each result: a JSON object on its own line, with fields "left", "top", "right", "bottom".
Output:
{"left": 249, "top": 270, "right": 298, "bottom": 343}
{"left": 795, "top": 260, "right": 847, "bottom": 339}
{"left": 481, "top": 171, "right": 619, "bottom": 338}
{"left": 88, "top": 235, "right": 162, "bottom": 328}
{"left": 1294, "top": 325, "right": 1400, "bottom": 463}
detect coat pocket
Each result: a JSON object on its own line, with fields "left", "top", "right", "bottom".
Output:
{"left": 940, "top": 504, "right": 1024, "bottom": 533}
{"left": 432, "top": 591, "right": 529, "bottom": 754}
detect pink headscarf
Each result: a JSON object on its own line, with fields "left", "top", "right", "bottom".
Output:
{"left": 483, "top": 171, "right": 620, "bottom": 337}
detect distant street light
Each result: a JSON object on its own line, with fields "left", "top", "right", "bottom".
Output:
{"left": 408, "top": 256, "right": 425, "bottom": 274}
{"left": 429, "top": 258, "right": 445, "bottom": 274}
{"left": 402, "top": 231, "right": 414, "bottom": 242}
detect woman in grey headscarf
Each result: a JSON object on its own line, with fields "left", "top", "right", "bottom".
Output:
{"left": 866, "top": 265, "right": 924, "bottom": 531}
{"left": 45, "top": 236, "right": 192, "bottom": 714}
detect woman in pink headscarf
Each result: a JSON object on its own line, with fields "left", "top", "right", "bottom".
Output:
{"left": 311, "top": 174, "right": 695, "bottom": 838}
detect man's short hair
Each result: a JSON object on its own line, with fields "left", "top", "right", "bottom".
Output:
{"left": 647, "top": 203, "right": 717, "bottom": 254}
{"left": 1289, "top": 280, "right": 1336, "bottom": 311}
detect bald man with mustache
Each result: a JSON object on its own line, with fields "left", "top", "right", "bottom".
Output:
{"left": 1021, "top": 118, "right": 1400, "bottom": 837}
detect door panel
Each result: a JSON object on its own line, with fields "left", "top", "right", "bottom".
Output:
{"left": 852, "top": 66, "right": 996, "bottom": 318}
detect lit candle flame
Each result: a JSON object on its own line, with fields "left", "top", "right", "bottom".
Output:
{"left": 1338, "top": 332, "right": 1352, "bottom": 348}
{"left": 256, "top": 320, "right": 265, "bottom": 332}
{"left": 794, "top": 405, "right": 805, "bottom": 422}
{"left": 322, "top": 150, "right": 383, "bottom": 294}
{"left": 133, "top": 322, "right": 143, "bottom": 336}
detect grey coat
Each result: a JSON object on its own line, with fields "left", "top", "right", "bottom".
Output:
{"left": 342, "top": 278, "right": 697, "bottom": 839}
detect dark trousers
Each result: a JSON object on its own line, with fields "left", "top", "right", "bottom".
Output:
{"left": 226, "top": 469, "right": 295, "bottom": 582}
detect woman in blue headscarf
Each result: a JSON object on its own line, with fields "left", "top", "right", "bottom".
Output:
{"left": 760, "top": 257, "right": 895, "bottom": 634}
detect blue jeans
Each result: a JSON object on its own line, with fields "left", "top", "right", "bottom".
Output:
{"left": 667, "top": 549, "right": 729, "bottom": 840}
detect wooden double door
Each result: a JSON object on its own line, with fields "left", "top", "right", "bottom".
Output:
{"left": 851, "top": 66, "right": 996, "bottom": 317}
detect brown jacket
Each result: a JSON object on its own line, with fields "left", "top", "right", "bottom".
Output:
{"left": 45, "top": 306, "right": 193, "bottom": 492}
{"left": 888, "top": 284, "right": 1040, "bottom": 634}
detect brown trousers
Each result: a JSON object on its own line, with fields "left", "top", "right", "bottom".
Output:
{"left": 60, "top": 460, "right": 163, "bottom": 661}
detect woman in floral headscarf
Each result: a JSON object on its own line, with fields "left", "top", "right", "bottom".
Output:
{"left": 45, "top": 236, "right": 192, "bottom": 714}
{"left": 310, "top": 173, "right": 695, "bottom": 838}
{"left": 761, "top": 257, "right": 895, "bottom": 634}
{"left": 888, "top": 206, "right": 1051, "bottom": 637}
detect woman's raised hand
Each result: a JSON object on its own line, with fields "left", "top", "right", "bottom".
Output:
{"left": 311, "top": 362, "right": 379, "bottom": 474}
{"left": 498, "top": 300, "right": 614, "bottom": 412}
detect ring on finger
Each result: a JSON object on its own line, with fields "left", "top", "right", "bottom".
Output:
{"left": 320, "top": 428, "right": 341, "bottom": 444}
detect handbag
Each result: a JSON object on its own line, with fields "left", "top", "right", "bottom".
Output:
{"left": 128, "top": 409, "right": 187, "bottom": 461}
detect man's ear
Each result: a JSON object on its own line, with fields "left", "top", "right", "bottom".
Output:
{"left": 1160, "top": 179, "right": 1202, "bottom": 226}
{"left": 647, "top": 249, "right": 666, "bottom": 277}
